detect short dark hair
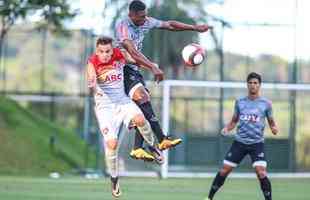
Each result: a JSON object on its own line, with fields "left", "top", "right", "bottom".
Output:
{"left": 247, "top": 72, "right": 262, "bottom": 84}
{"left": 96, "top": 36, "right": 113, "bottom": 47}
{"left": 129, "top": 0, "right": 146, "bottom": 12}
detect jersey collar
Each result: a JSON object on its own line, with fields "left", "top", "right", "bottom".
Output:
{"left": 127, "top": 17, "right": 138, "bottom": 28}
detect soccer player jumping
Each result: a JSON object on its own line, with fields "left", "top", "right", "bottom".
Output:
{"left": 87, "top": 36, "right": 162, "bottom": 197}
{"left": 206, "top": 72, "right": 279, "bottom": 200}
{"left": 115, "top": 0, "right": 212, "bottom": 161}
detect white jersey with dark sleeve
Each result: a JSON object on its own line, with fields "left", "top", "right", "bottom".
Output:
{"left": 234, "top": 96, "right": 273, "bottom": 145}
{"left": 115, "top": 17, "right": 163, "bottom": 70}
{"left": 115, "top": 17, "right": 163, "bottom": 52}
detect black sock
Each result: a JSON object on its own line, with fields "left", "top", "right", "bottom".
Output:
{"left": 259, "top": 177, "right": 272, "bottom": 200}
{"left": 133, "top": 127, "right": 144, "bottom": 149}
{"left": 208, "top": 172, "right": 227, "bottom": 200}
{"left": 138, "top": 101, "right": 165, "bottom": 142}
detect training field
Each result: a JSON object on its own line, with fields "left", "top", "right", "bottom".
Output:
{"left": 0, "top": 176, "right": 309, "bottom": 200}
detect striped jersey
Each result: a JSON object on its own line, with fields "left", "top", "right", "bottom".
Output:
{"left": 234, "top": 96, "right": 273, "bottom": 144}
{"left": 115, "top": 17, "right": 163, "bottom": 70}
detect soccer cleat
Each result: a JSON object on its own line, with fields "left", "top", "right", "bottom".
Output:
{"left": 148, "top": 146, "right": 164, "bottom": 165}
{"left": 130, "top": 148, "right": 155, "bottom": 162}
{"left": 111, "top": 177, "right": 121, "bottom": 198}
{"left": 158, "top": 137, "right": 182, "bottom": 151}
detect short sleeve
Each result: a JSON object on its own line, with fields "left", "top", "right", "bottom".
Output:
{"left": 113, "top": 48, "right": 126, "bottom": 63}
{"left": 147, "top": 17, "right": 163, "bottom": 28}
{"left": 87, "top": 54, "right": 97, "bottom": 66}
{"left": 115, "top": 22, "right": 132, "bottom": 43}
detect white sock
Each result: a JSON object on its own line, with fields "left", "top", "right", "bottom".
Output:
{"left": 105, "top": 147, "right": 118, "bottom": 178}
{"left": 137, "top": 120, "right": 155, "bottom": 146}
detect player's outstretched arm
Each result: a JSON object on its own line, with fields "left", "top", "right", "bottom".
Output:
{"left": 120, "top": 49, "right": 136, "bottom": 64}
{"left": 86, "top": 62, "right": 97, "bottom": 95}
{"left": 160, "top": 20, "right": 212, "bottom": 32}
{"left": 122, "top": 39, "right": 164, "bottom": 83}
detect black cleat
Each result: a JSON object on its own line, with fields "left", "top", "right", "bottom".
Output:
{"left": 111, "top": 177, "right": 121, "bottom": 198}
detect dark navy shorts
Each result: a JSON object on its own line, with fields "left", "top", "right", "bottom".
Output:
{"left": 123, "top": 65, "right": 147, "bottom": 97}
{"left": 223, "top": 140, "right": 267, "bottom": 168}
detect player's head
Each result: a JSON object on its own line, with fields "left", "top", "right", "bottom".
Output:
{"left": 129, "top": 0, "right": 147, "bottom": 26}
{"left": 247, "top": 72, "right": 262, "bottom": 95}
{"left": 96, "top": 36, "right": 113, "bottom": 63}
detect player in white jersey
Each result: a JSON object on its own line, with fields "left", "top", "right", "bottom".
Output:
{"left": 86, "top": 36, "right": 162, "bottom": 198}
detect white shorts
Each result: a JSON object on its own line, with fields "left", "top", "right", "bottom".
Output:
{"left": 94, "top": 100, "right": 142, "bottom": 141}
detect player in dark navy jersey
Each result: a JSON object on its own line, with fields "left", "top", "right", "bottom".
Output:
{"left": 206, "top": 72, "right": 279, "bottom": 200}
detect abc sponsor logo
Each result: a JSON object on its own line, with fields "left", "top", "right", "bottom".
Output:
{"left": 98, "top": 71, "right": 122, "bottom": 84}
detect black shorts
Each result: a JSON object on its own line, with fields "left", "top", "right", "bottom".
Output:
{"left": 223, "top": 140, "right": 267, "bottom": 168}
{"left": 123, "top": 65, "right": 147, "bottom": 96}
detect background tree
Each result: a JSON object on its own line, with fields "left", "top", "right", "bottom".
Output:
{"left": 143, "top": 0, "right": 199, "bottom": 79}
{"left": 0, "top": 0, "right": 77, "bottom": 89}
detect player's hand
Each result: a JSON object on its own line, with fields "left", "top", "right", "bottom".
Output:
{"left": 87, "top": 78, "right": 96, "bottom": 88}
{"left": 87, "top": 79, "right": 97, "bottom": 96}
{"left": 271, "top": 125, "right": 278, "bottom": 135}
{"left": 89, "top": 87, "right": 98, "bottom": 96}
{"left": 194, "top": 24, "right": 213, "bottom": 32}
{"left": 151, "top": 64, "right": 164, "bottom": 83}
{"left": 221, "top": 127, "right": 229, "bottom": 136}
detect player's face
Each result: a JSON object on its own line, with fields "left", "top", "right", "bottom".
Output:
{"left": 247, "top": 78, "right": 260, "bottom": 95}
{"left": 129, "top": 10, "right": 147, "bottom": 26}
{"left": 96, "top": 44, "right": 113, "bottom": 63}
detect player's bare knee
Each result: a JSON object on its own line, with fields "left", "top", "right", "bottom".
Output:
{"left": 255, "top": 167, "right": 267, "bottom": 179}
{"left": 132, "top": 88, "right": 149, "bottom": 104}
{"left": 106, "top": 139, "right": 118, "bottom": 150}
{"left": 220, "top": 165, "right": 233, "bottom": 176}
{"left": 133, "top": 114, "right": 146, "bottom": 127}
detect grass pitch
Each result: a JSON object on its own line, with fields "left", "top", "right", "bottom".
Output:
{"left": 0, "top": 176, "right": 309, "bottom": 200}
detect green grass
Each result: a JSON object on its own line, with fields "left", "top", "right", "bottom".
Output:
{"left": 0, "top": 96, "right": 95, "bottom": 175}
{"left": 0, "top": 176, "right": 309, "bottom": 200}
